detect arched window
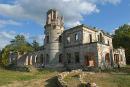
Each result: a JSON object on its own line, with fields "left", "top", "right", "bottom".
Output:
{"left": 98, "top": 35, "right": 100, "bottom": 42}
{"left": 59, "top": 54, "right": 63, "bottom": 63}
{"left": 75, "top": 52, "right": 80, "bottom": 63}
{"left": 84, "top": 55, "right": 89, "bottom": 66}
{"left": 99, "top": 33, "right": 103, "bottom": 42}
{"left": 46, "top": 35, "right": 49, "bottom": 43}
{"left": 40, "top": 54, "right": 44, "bottom": 64}
{"left": 59, "top": 36, "right": 62, "bottom": 43}
{"left": 46, "top": 54, "right": 49, "bottom": 64}
{"left": 114, "top": 54, "right": 119, "bottom": 63}
{"left": 105, "top": 53, "right": 110, "bottom": 64}
{"left": 84, "top": 55, "right": 96, "bottom": 66}
{"left": 67, "top": 37, "right": 70, "bottom": 44}
{"left": 120, "top": 55, "right": 123, "bottom": 61}
{"left": 89, "top": 34, "right": 92, "bottom": 43}
{"left": 28, "top": 56, "right": 31, "bottom": 65}
{"left": 108, "top": 40, "right": 110, "bottom": 45}
{"left": 67, "top": 53, "right": 71, "bottom": 64}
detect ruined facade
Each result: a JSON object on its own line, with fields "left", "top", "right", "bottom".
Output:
{"left": 9, "top": 9, "right": 126, "bottom": 69}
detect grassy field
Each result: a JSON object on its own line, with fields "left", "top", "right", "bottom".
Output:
{"left": 64, "top": 65, "right": 130, "bottom": 87}
{"left": 82, "top": 72, "right": 130, "bottom": 87}
{"left": 64, "top": 72, "right": 130, "bottom": 87}
{"left": 0, "top": 68, "right": 58, "bottom": 87}
{"left": 0, "top": 66, "right": 130, "bottom": 87}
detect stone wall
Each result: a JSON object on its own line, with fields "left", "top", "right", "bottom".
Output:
{"left": 113, "top": 48, "right": 126, "bottom": 66}
{"left": 97, "top": 43, "right": 113, "bottom": 68}
{"left": 63, "top": 42, "right": 98, "bottom": 69}
{"left": 16, "top": 51, "right": 44, "bottom": 68}
{"left": 57, "top": 69, "right": 98, "bottom": 87}
{"left": 57, "top": 69, "right": 82, "bottom": 87}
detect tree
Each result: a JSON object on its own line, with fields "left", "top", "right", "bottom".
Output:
{"left": 10, "top": 35, "right": 33, "bottom": 54}
{"left": 1, "top": 35, "right": 33, "bottom": 65}
{"left": 0, "top": 50, "right": 2, "bottom": 65}
{"left": 113, "top": 24, "right": 130, "bottom": 64}
{"left": 32, "top": 40, "right": 40, "bottom": 51}
{"left": 1, "top": 45, "right": 11, "bottom": 65}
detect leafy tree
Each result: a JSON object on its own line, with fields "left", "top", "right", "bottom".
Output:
{"left": 0, "top": 50, "right": 2, "bottom": 65}
{"left": 1, "top": 45, "right": 11, "bottom": 65}
{"left": 10, "top": 35, "right": 33, "bottom": 54}
{"left": 113, "top": 24, "right": 130, "bottom": 64}
{"left": 32, "top": 40, "right": 40, "bottom": 51}
{"left": 1, "top": 35, "right": 33, "bottom": 65}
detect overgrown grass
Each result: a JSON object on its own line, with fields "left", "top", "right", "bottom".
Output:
{"left": 0, "top": 68, "right": 57, "bottom": 86}
{"left": 81, "top": 72, "right": 130, "bottom": 87}
{"left": 0, "top": 66, "right": 130, "bottom": 87}
{"left": 63, "top": 66, "right": 130, "bottom": 87}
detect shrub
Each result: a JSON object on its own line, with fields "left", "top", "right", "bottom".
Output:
{"left": 5, "top": 64, "right": 31, "bottom": 72}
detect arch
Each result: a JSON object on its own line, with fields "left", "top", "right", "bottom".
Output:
{"left": 84, "top": 55, "right": 89, "bottom": 66}
{"left": 114, "top": 54, "right": 119, "bottom": 64}
{"left": 46, "top": 35, "right": 49, "bottom": 43}
{"left": 89, "top": 34, "right": 92, "bottom": 43}
{"left": 40, "top": 54, "right": 44, "bottom": 64}
{"left": 75, "top": 52, "right": 80, "bottom": 63}
{"left": 59, "top": 54, "right": 63, "bottom": 63}
{"left": 66, "top": 53, "right": 71, "bottom": 64}
{"left": 28, "top": 56, "right": 30, "bottom": 65}
{"left": 59, "top": 36, "right": 62, "bottom": 43}
{"left": 99, "top": 33, "right": 103, "bottom": 42}
{"left": 120, "top": 55, "right": 123, "bottom": 61}
{"left": 107, "top": 40, "right": 110, "bottom": 45}
{"left": 84, "top": 54, "right": 96, "bottom": 67}
{"left": 46, "top": 54, "right": 49, "bottom": 64}
{"left": 105, "top": 53, "right": 110, "bottom": 64}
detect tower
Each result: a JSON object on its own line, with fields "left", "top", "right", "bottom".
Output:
{"left": 44, "top": 9, "right": 64, "bottom": 67}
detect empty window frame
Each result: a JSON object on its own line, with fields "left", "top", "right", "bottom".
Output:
{"left": 89, "top": 34, "right": 92, "bottom": 43}
{"left": 75, "top": 52, "right": 80, "bottom": 63}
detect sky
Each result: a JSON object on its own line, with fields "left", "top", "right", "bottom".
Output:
{"left": 0, "top": 0, "right": 130, "bottom": 50}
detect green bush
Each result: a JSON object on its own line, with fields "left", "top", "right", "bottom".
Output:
{"left": 5, "top": 64, "right": 30, "bottom": 72}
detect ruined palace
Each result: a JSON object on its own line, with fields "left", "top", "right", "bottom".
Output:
{"left": 9, "top": 9, "right": 126, "bottom": 69}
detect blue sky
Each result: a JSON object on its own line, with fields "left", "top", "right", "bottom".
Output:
{"left": 84, "top": 0, "right": 130, "bottom": 32}
{"left": 0, "top": 0, "right": 130, "bottom": 49}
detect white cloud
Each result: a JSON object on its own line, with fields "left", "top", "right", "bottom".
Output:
{"left": 128, "top": 22, "right": 130, "bottom": 25}
{"left": 88, "top": 0, "right": 121, "bottom": 5}
{"left": 0, "top": 19, "right": 21, "bottom": 28}
{"left": 101, "top": 0, "right": 121, "bottom": 4}
{"left": 66, "top": 21, "right": 81, "bottom": 28}
{"left": 0, "top": 0, "right": 122, "bottom": 49}
{"left": 0, "top": 0, "right": 121, "bottom": 27}
{"left": 29, "top": 35, "right": 44, "bottom": 45}
{"left": 0, "top": 0, "right": 100, "bottom": 27}
{"left": 0, "top": 31, "right": 16, "bottom": 50}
